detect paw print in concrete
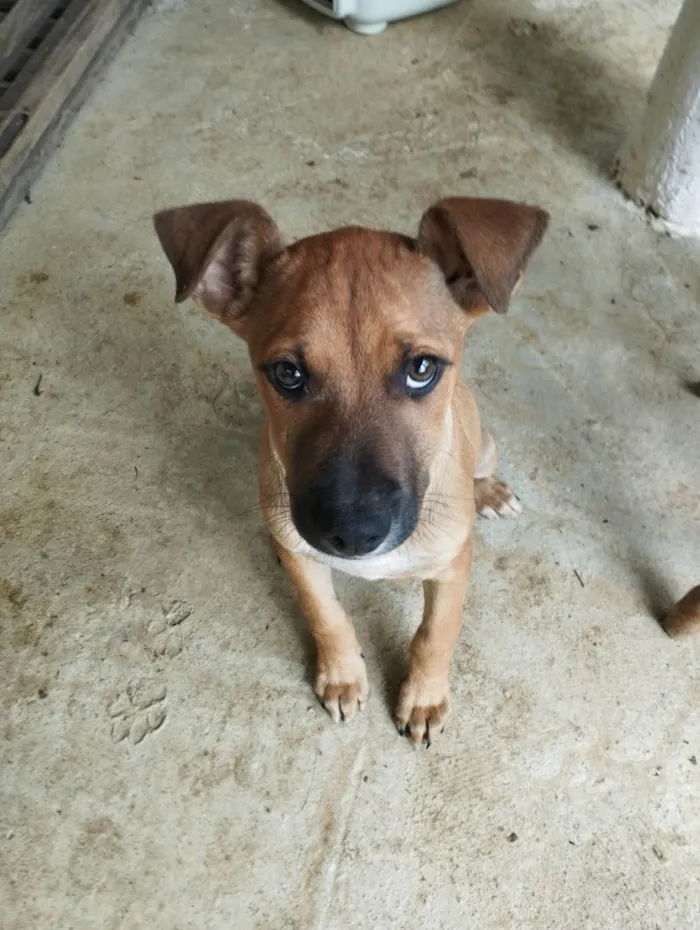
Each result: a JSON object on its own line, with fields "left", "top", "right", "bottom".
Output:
{"left": 146, "top": 601, "right": 192, "bottom": 659}
{"left": 109, "top": 679, "right": 167, "bottom": 744}
{"left": 113, "top": 590, "right": 193, "bottom": 665}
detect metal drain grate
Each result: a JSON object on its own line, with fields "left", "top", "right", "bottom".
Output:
{"left": 0, "top": 0, "right": 148, "bottom": 231}
{"left": 1, "top": 2, "right": 66, "bottom": 94}
{"left": 0, "top": 1, "right": 68, "bottom": 156}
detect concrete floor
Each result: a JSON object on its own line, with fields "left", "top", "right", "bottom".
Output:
{"left": 1, "top": 0, "right": 699, "bottom": 927}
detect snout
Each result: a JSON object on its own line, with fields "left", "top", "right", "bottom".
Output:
{"left": 291, "top": 459, "right": 419, "bottom": 559}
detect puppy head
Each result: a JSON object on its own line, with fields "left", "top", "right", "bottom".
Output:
{"left": 154, "top": 198, "right": 548, "bottom": 558}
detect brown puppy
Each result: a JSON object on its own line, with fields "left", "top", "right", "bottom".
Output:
{"left": 154, "top": 198, "right": 549, "bottom": 745}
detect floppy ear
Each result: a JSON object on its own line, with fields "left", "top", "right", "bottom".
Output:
{"left": 417, "top": 198, "right": 549, "bottom": 316}
{"left": 153, "top": 200, "right": 282, "bottom": 333}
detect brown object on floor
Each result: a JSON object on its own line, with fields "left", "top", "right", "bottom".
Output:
{"left": 663, "top": 586, "right": 700, "bottom": 637}
{"left": 0, "top": 0, "right": 149, "bottom": 233}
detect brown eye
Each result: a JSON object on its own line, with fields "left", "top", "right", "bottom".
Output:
{"left": 270, "top": 360, "right": 305, "bottom": 395}
{"left": 405, "top": 356, "right": 439, "bottom": 394}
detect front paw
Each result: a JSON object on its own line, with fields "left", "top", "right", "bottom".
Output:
{"left": 395, "top": 671, "right": 451, "bottom": 747}
{"left": 315, "top": 651, "right": 369, "bottom": 723}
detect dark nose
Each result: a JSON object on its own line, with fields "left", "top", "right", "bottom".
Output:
{"left": 308, "top": 485, "right": 396, "bottom": 557}
{"left": 293, "top": 466, "right": 405, "bottom": 558}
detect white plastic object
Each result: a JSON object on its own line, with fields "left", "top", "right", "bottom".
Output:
{"left": 301, "top": 0, "right": 460, "bottom": 35}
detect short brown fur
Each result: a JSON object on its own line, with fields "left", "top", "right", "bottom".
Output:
{"left": 663, "top": 586, "right": 700, "bottom": 637}
{"left": 154, "top": 197, "right": 549, "bottom": 745}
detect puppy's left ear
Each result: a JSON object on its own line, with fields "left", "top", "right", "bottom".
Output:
{"left": 418, "top": 198, "right": 549, "bottom": 317}
{"left": 153, "top": 200, "right": 282, "bottom": 334}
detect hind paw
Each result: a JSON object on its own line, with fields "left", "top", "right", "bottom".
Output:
{"left": 475, "top": 476, "right": 521, "bottom": 519}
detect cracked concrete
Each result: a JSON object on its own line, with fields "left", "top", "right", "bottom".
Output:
{"left": 1, "top": 1, "right": 699, "bottom": 928}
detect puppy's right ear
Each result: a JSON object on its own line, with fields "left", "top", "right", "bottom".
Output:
{"left": 153, "top": 200, "right": 282, "bottom": 334}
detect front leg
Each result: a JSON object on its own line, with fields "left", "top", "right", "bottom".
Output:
{"left": 396, "top": 541, "right": 473, "bottom": 746}
{"left": 278, "top": 547, "right": 369, "bottom": 723}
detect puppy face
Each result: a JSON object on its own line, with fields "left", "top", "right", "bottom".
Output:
{"left": 154, "top": 198, "right": 548, "bottom": 559}
{"left": 246, "top": 229, "right": 466, "bottom": 557}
